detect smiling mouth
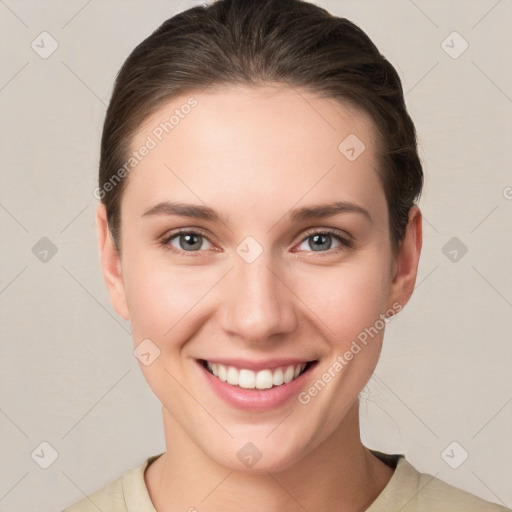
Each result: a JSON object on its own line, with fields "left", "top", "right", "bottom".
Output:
{"left": 199, "top": 359, "right": 318, "bottom": 390}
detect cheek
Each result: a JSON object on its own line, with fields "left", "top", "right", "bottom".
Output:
{"left": 124, "top": 252, "right": 392, "bottom": 347}
{"left": 122, "top": 255, "right": 207, "bottom": 405}
{"left": 295, "top": 260, "right": 391, "bottom": 347}
{"left": 123, "top": 251, "right": 217, "bottom": 349}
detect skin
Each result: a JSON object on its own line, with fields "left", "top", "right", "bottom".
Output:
{"left": 96, "top": 84, "right": 422, "bottom": 512}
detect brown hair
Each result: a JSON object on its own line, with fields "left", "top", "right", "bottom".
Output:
{"left": 98, "top": 0, "right": 423, "bottom": 254}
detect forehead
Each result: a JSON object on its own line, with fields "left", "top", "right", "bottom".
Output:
{"left": 131, "top": 83, "right": 379, "bottom": 157}
{"left": 123, "top": 84, "right": 385, "bottom": 224}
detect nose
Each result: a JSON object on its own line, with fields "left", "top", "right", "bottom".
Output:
{"left": 218, "top": 253, "right": 297, "bottom": 344}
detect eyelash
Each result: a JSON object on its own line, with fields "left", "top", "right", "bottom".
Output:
{"left": 159, "top": 227, "right": 353, "bottom": 256}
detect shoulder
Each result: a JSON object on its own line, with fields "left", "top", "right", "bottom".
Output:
{"left": 414, "top": 467, "right": 510, "bottom": 512}
{"left": 61, "top": 473, "right": 124, "bottom": 512}
{"left": 61, "top": 453, "right": 163, "bottom": 512}
{"left": 368, "top": 453, "right": 511, "bottom": 512}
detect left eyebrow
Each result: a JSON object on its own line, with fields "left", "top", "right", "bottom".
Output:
{"left": 288, "top": 201, "right": 373, "bottom": 223}
{"left": 141, "top": 200, "right": 372, "bottom": 224}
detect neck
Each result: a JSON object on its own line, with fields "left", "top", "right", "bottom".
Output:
{"left": 145, "top": 400, "right": 394, "bottom": 512}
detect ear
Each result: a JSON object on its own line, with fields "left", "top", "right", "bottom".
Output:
{"left": 96, "top": 203, "right": 130, "bottom": 321}
{"left": 386, "top": 205, "right": 423, "bottom": 311}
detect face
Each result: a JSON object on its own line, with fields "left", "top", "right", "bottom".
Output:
{"left": 97, "top": 84, "right": 421, "bottom": 472}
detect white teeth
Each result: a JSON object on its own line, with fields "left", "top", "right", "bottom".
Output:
{"left": 205, "top": 361, "right": 308, "bottom": 390}
{"left": 283, "top": 365, "right": 295, "bottom": 383}
{"left": 226, "top": 366, "right": 239, "bottom": 385}
{"left": 255, "top": 369, "right": 273, "bottom": 389}
{"left": 217, "top": 364, "right": 227, "bottom": 382}
{"left": 239, "top": 369, "right": 256, "bottom": 389}
{"left": 272, "top": 367, "right": 284, "bottom": 386}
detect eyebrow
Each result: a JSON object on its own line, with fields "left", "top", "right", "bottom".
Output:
{"left": 141, "top": 200, "right": 372, "bottom": 223}
{"left": 289, "top": 201, "right": 372, "bottom": 223}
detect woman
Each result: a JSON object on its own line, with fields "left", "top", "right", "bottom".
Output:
{"left": 63, "top": 0, "right": 510, "bottom": 510}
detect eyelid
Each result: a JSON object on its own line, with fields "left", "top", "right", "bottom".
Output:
{"left": 293, "top": 227, "right": 354, "bottom": 254}
{"left": 159, "top": 227, "right": 216, "bottom": 254}
{"left": 159, "top": 226, "right": 354, "bottom": 254}
{"left": 298, "top": 227, "right": 353, "bottom": 245}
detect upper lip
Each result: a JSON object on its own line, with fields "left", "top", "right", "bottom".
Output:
{"left": 199, "top": 357, "right": 317, "bottom": 372}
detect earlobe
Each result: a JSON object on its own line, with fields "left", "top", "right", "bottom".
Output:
{"left": 387, "top": 206, "right": 423, "bottom": 312}
{"left": 96, "top": 203, "right": 130, "bottom": 321}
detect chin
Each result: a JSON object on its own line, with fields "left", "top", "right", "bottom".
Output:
{"left": 205, "top": 435, "right": 311, "bottom": 474}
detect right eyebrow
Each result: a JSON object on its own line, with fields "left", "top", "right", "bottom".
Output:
{"left": 141, "top": 201, "right": 223, "bottom": 222}
{"left": 141, "top": 199, "right": 372, "bottom": 225}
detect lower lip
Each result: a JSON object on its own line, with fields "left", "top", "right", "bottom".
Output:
{"left": 198, "top": 360, "right": 316, "bottom": 412}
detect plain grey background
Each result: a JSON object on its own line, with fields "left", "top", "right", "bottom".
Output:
{"left": 0, "top": 1, "right": 511, "bottom": 511}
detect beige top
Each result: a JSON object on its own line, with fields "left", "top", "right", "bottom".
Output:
{"left": 62, "top": 450, "right": 511, "bottom": 511}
